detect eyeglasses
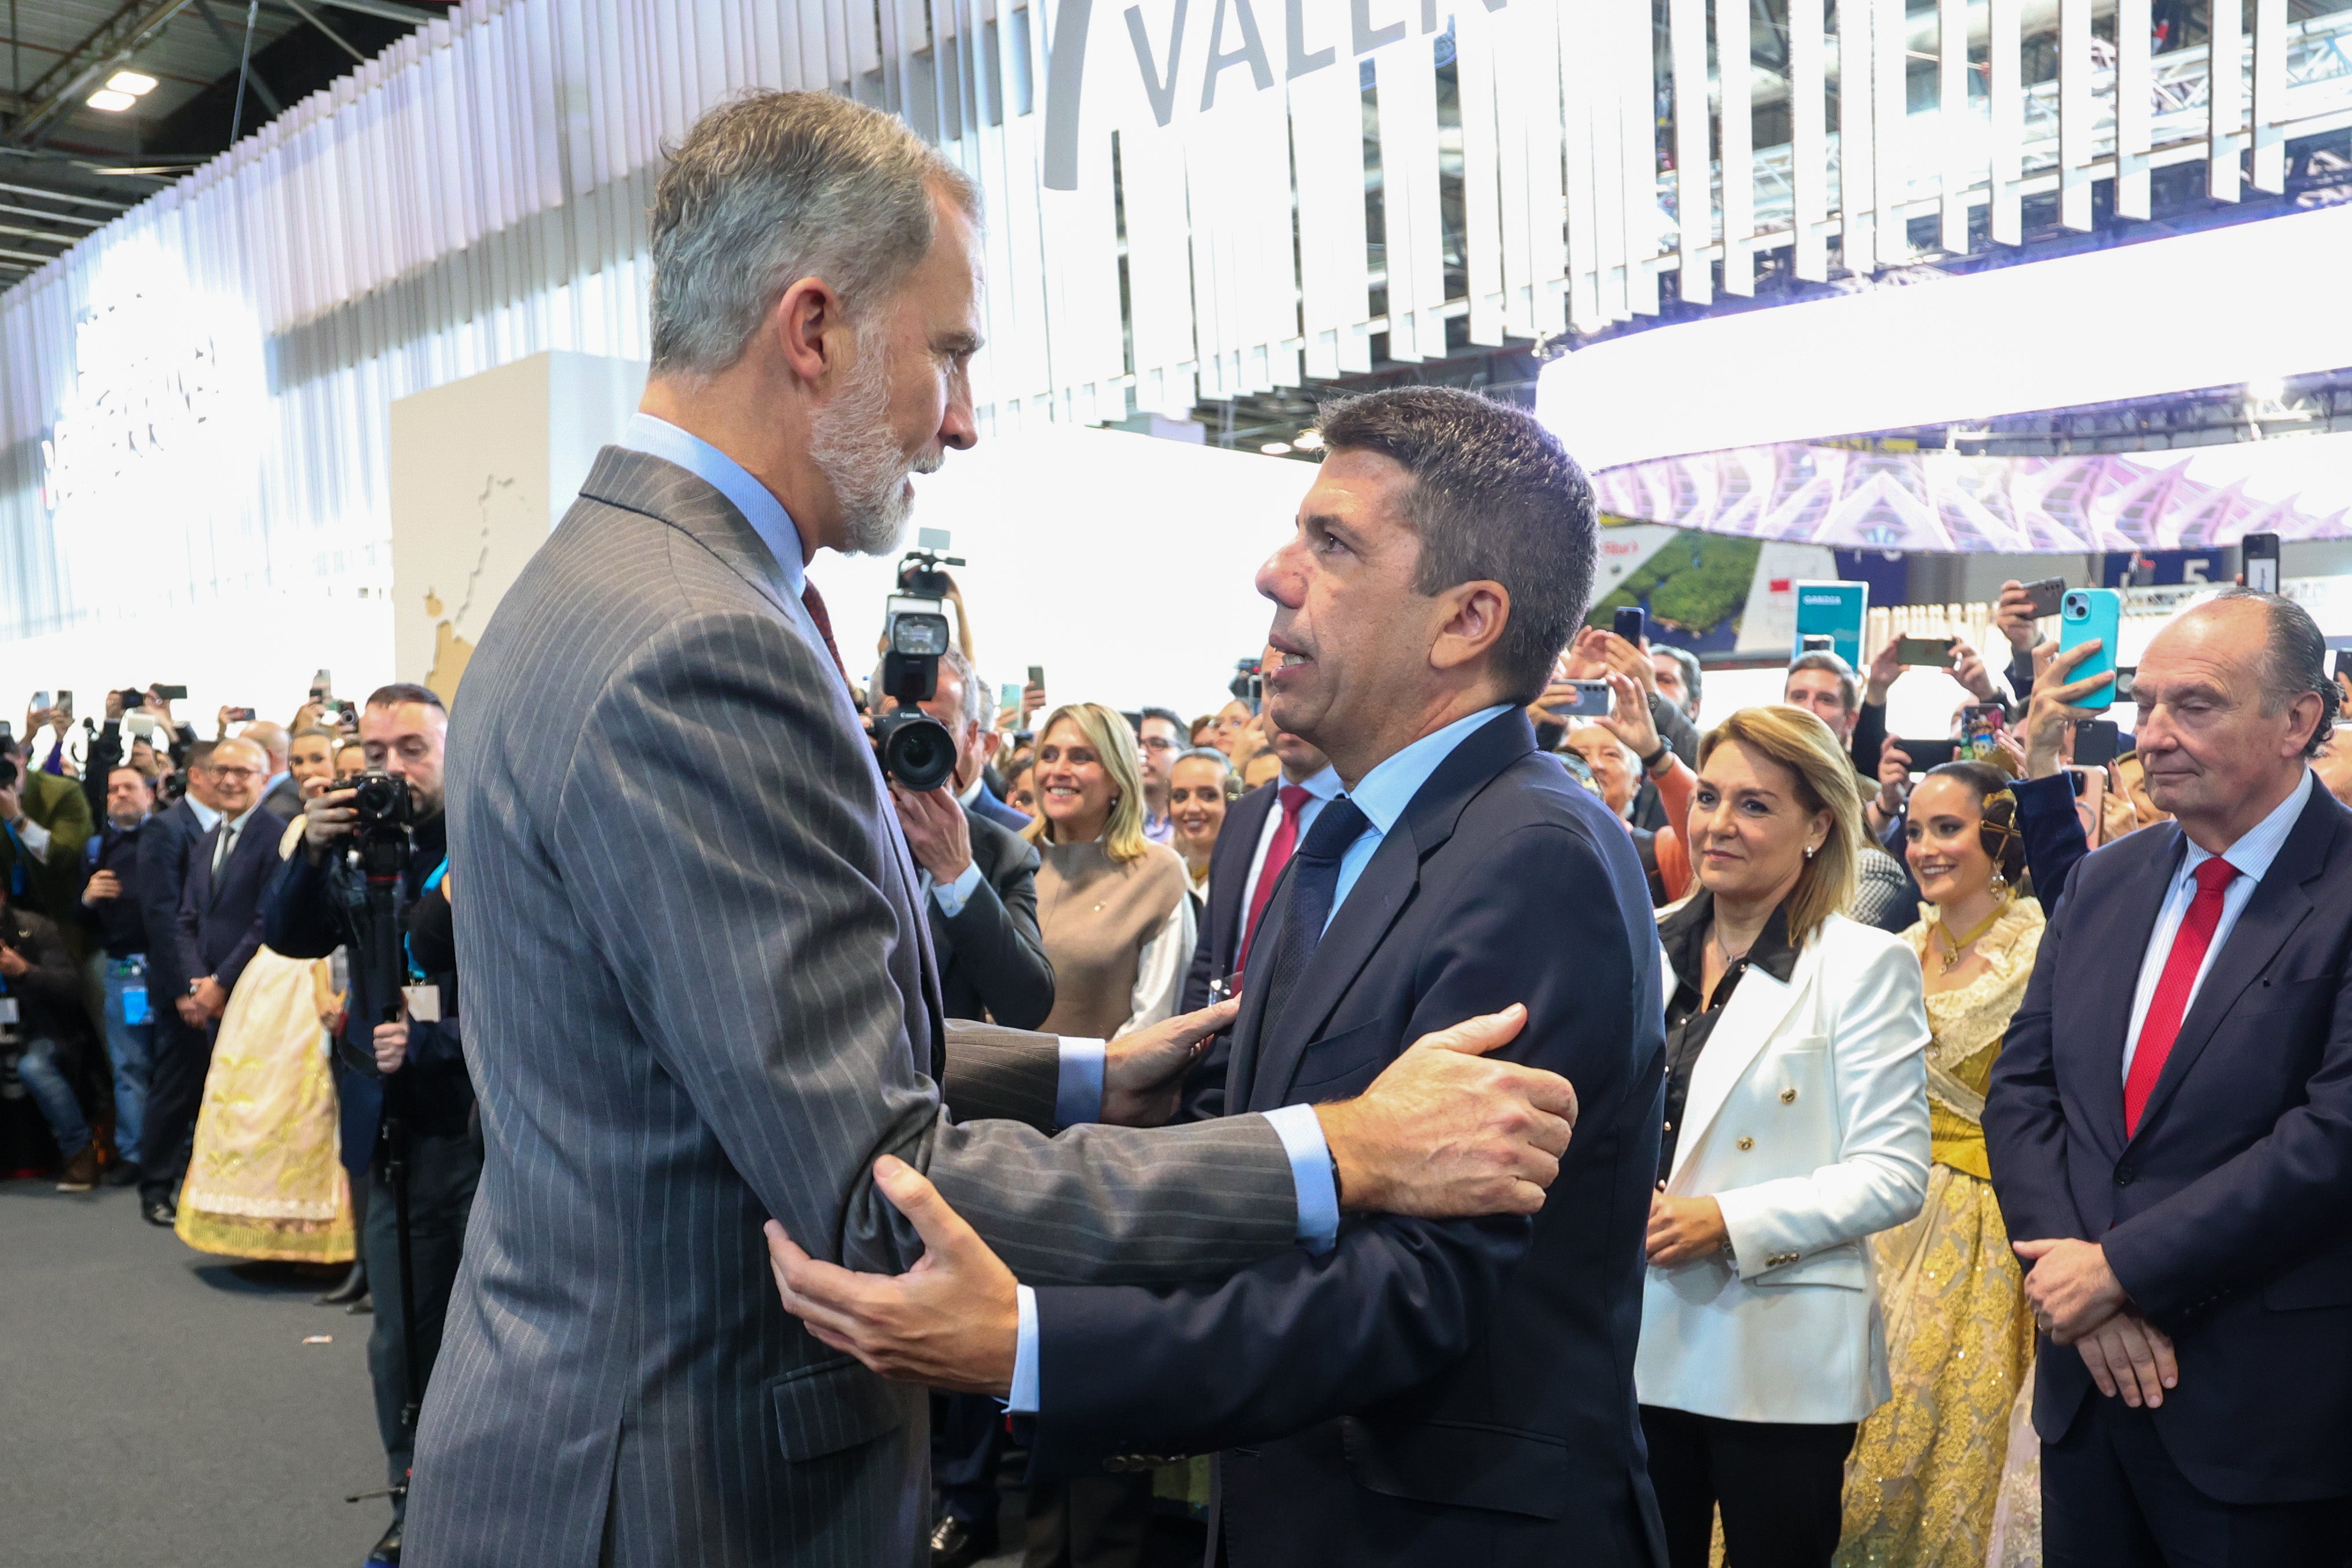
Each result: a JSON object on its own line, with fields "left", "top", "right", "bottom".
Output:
{"left": 1138, "top": 736, "right": 1180, "bottom": 752}
{"left": 206, "top": 765, "right": 261, "bottom": 782}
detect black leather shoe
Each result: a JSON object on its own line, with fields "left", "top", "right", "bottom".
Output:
{"left": 347, "top": 1293, "right": 374, "bottom": 1316}
{"left": 141, "top": 1199, "right": 176, "bottom": 1227}
{"left": 930, "top": 1514, "right": 997, "bottom": 1568}
{"left": 316, "top": 1262, "right": 368, "bottom": 1306}
{"left": 365, "top": 1517, "right": 401, "bottom": 1566}
{"left": 101, "top": 1160, "right": 140, "bottom": 1188}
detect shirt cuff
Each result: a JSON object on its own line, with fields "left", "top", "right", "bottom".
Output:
{"left": 1006, "top": 1283, "right": 1040, "bottom": 1414}
{"left": 13, "top": 818, "right": 52, "bottom": 861}
{"left": 928, "top": 859, "right": 986, "bottom": 918}
{"left": 1262, "top": 1102, "right": 1341, "bottom": 1254}
{"left": 1054, "top": 1037, "right": 1105, "bottom": 1127}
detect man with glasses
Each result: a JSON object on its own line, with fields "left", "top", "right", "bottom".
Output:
{"left": 1135, "top": 707, "right": 1188, "bottom": 847}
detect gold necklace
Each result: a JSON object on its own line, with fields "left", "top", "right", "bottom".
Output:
{"left": 1936, "top": 902, "right": 2009, "bottom": 973}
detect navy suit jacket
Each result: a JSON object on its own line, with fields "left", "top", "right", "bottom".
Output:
{"left": 1984, "top": 781, "right": 2352, "bottom": 1505}
{"left": 1029, "top": 711, "right": 1668, "bottom": 1567}
{"left": 969, "top": 782, "right": 1030, "bottom": 835}
{"left": 1180, "top": 779, "right": 1280, "bottom": 1016}
{"left": 177, "top": 806, "right": 292, "bottom": 994}
{"left": 135, "top": 799, "right": 206, "bottom": 999}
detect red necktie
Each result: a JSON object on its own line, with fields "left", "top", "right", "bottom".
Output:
{"left": 1237, "top": 786, "right": 1311, "bottom": 975}
{"left": 2124, "top": 857, "right": 2239, "bottom": 1134}
{"left": 800, "top": 581, "right": 849, "bottom": 684}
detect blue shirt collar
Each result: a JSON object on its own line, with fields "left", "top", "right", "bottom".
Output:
{"left": 187, "top": 797, "right": 222, "bottom": 831}
{"left": 1342, "top": 705, "right": 1514, "bottom": 834}
{"left": 1286, "top": 764, "right": 1343, "bottom": 801}
{"left": 2181, "top": 765, "right": 2313, "bottom": 884}
{"left": 616, "top": 413, "right": 809, "bottom": 600}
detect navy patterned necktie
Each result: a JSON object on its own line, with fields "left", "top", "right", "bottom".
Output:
{"left": 1254, "top": 796, "right": 1370, "bottom": 1039}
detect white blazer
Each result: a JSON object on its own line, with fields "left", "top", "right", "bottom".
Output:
{"left": 1635, "top": 911, "right": 1930, "bottom": 1424}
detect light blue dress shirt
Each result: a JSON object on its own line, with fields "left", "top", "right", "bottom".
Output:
{"left": 2122, "top": 766, "right": 2314, "bottom": 1081}
{"left": 1008, "top": 705, "right": 1513, "bottom": 1413}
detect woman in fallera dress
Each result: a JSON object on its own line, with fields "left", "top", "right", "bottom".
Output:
{"left": 1838, "top": 761, "right": 2045, "bottom": 1568}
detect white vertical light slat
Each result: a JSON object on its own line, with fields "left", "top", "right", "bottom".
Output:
{"left": 1515, "top": 0, "right": 1569, "bottom": 337}
{"left": 1670, "top": 0, "right": 1712, "bottom": 305}
{"left": 1872, "top": 0, "right": 1906, "bottom": 261}
{"left": 2116, "top": 0, "right": 2150, "bottom": 219}
{"left": 2252, "top": 0, "right": 2286, "bottom": 193}
{"left": 1291, "top": 62, "right": 1372, "bottom": 376}
{"left": 1452, "top": 2, "right": 1505, "bottom": 344}
{"left": 1119, "top": 125, "right": 1197, "bottom": 416}
{"left": 1716, "top": 0, "right": 1752, "bottom": 295}
{"left": 1240, "top": 85, "right": 1302, "bottom": 392}
{"left": 1841, "top": 0, "right": 1877, "bottom": 273}
{"left": 1790, "top": 0, "right": 1827, "bottom": 280}
{"left": 1375, "top": 42, "right": 1446, "bottom": 361}
{"left": 2058, "top": 0, "right": 2091, "bottom": 229}
{"left": 1619, "top": 0, "right": 1659, "bottom": 316}
{"left": 2210, "top": 0, "right": 2242, "bottom": 202}
{"left": 1585, "top": 0, "right": 1631, "bottom": 323}
{"left": 1988, "top": 0, "right": 2020, "bottom": 243}
{"left": 1937, "top": 0, "right": 1966, "bottom": 253}
{"left": 1559, "top": 0, "right": 1605, "bottom": 328}
{"left": 1185, "top": 122, "right": 1237, "bottom": 401}
{"left": 1496, "top": 0, "right": 1546, "bottom": 336}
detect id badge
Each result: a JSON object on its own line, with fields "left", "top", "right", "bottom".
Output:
{"left": 0, "top": 998, "right": 20, "bottom": 1025}
{"left": 402, "top": 984, "right": 442, "bottom": 1024}
{"left": 121, "top": 986, "right": 150, "bottom": 1027}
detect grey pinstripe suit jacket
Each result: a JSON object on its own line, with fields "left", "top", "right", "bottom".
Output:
{"left": 404, "top": 448, "right": 1298, "bottom": 1568}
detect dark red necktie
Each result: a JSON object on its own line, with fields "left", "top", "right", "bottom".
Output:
{"left": 2124, "top": 857, "right": 2238, "bottom": 1134}
{"left": 1237, "top": 785, "right": 1311, "bottom": 975}
{"left": 800, "top": 581, "right": 849, "bottom": 684}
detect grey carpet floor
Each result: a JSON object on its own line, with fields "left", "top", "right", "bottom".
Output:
{"left": 0, "top": 1179, "right": 390, "bottom": 1568}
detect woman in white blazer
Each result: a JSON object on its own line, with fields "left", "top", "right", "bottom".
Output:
{"left": 1637, "top": 704, "right": 1931, "bottom": 1568}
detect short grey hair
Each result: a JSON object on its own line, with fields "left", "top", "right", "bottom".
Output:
{"left": 2210, "top": 588, "right": 2340, "bottom": 759}
{"left": 650, "top": 91, "right": 979, "bottom": 377}
{"left": 869, "top": 644, "right": 988, "bottom": 732}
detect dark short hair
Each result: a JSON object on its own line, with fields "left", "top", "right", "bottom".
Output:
{"left": 184, "top": 739, "right": 218, "bottom": 770}
{"left": 1137, "top": 706, "right": 1186, "bottom": 737}
{"left": 107, "top": 763, "right": 153, "bottom": 789}
{"left": 364, "top": 683, "right": 446, "bottom": 714}
{"left": 1654, "top": 643, "right": 1703, "bottom": 715}
{"left": 1786, "top": 651, "right": 1860, "bottom": 713}
{"left": 2210, "top": 589, "right": 2339, "bottom": 759}
{"left": 1315, "top": 387, "right": 1596, "bottom": 704}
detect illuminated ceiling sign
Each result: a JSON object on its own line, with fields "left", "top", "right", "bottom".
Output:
{"left": 1041, "top": 0, "right": 1491, "bottom": 188}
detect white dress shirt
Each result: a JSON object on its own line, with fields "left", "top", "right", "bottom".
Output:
{"left": 2121, "top": 767, "right": 2313, "bottom": 1081}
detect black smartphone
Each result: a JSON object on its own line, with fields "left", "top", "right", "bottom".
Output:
{"left": 2243, "top": 532, "right": 2281, "bottom": 594}
{"left": 1613, "top": 606, "right": 1647, "bottom": 646}
{"left": 1896, "top": 738, "right": 1958, "bottom": 769}
{"left": 225, "top": 705, "right": 256, "bottom": 723}
{"left": 2112, "top": 665, "right": 2136, "bottom": 704}
{"left": 1799, "top": 634, "right": 1835, "bottom": 654}
{"left": 1544, "top": 680, "right": 1613, "bottom": 719}
{"left": 1895, "top": 636, "right": 1954, "bottom": 666}
{"left": 152, "top": 684, "right": 188, "bottom": 702}
{"left": 2023, "top": 577, "right": 2067, "bottom": 619}
{"left": 2073, "top": 717, "right": 2122, "bottom": 767}
{"left": 1026, "top": 664, "right": 1044, "bottom": 689}
{"left": 55, "top": 690, "right": 71, "bottom": 717}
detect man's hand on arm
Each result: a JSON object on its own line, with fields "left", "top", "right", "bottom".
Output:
{"left": 765, "top": 1155, "right": 1018, "bottom": 1397}
{"left": 2075, "top": 1309, "right": 2178, "bottom": 1408}
{"left": 2014, "top": 1236, "right": 2131, "bottom": 1342}
{"left": 1098, "top": 998, "right": 1239, "bottom": 1126}
{"left": 1313, "top": 1005, "right": 1578, "bottom": 1218}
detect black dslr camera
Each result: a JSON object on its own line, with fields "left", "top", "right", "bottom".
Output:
{"left": 329, "top": 768, "right": 414, "bottom": 833}
{"left": 871, "top": 541, "right": 965, "bottom": 793}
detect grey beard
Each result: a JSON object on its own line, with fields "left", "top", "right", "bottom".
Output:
{"left": 809, "top": 327, "right": 929, "bottom": 558}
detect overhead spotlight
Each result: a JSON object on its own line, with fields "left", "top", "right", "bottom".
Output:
{"left": 1292, "top": 430, "right": 1324, "bottom": 450}
{"left": 1259, "top": 441, "right": 1293, "bottom": 456}
{"left": 106, "top": 71, "right": 159, "bottom": 96}
{"left": 2246, "top": 376, "right": 2287, "bottom": 406}
{"left": 85, "top": 89, "right": 137, "bottom": 112}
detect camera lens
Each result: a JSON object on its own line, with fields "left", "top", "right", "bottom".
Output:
{"left": 881, "top": 713, "right": 958, "bottom": 792}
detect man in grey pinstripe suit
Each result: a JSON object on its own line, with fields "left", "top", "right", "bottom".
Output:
{"left": 402, "top": 93, "right": 1576, "bottom": 1568}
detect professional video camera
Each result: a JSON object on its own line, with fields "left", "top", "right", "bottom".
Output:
{"left": 870, "top": 534, "right": 964, "bottom": 793}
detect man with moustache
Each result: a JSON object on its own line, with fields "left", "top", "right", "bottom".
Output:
{"left": 407, "top": 94, "right": 1584, "bottom": 1568}
{"left": 770, "top": 387, "right": 1670, "bottom": 1566}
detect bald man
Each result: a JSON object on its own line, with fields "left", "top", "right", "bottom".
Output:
{"left": 143, "top": 737, "right": 295, "bottom": 1214}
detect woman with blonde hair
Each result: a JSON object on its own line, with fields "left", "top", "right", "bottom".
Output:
{"left": 1637, "top": 704, "right": 1931, "bottom": 1568}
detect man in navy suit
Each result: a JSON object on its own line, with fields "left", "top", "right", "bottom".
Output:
{"left": 174, "top": 736, "right": 292, "bottom": 1037}
{"left": 133, "top": 741, "right": 226, "bottom": 1224}
{"left": 770, "top": 387, "right": 1667, "bottom": 1566}
{"left": 1985, "top": 590, "right": 2352, "bottom": 1566}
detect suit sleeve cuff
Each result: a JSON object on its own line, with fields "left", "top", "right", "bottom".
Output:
{"left": 1262, "top": 1102, "right": 1340, "bottom": 1253}
{"left": 1005, "top": 1283, "right": 1040, "bottom": 1414}
{"left": 929, "top": 859, "right": 986, "bottom": 918}
{"left": 1054, "top": 1038, "right": 1105, "bottom": 1127}
{"left": 13, "top": 818, "right": 52, "bottom": 860}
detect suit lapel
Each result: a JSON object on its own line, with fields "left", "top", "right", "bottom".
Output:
{"left": 1668, "top": 949, "right": 1811, "bottom": 1186}
{"left": 2083, "top": 829, "right": 2185, "bottom": 1147}
{"left": 2127, "top": 790, "right": 2339, "bottom": 1145}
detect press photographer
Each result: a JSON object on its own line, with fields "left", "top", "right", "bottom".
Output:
{"left": 262, "top": 683, "right": 474, "bottom": 1568}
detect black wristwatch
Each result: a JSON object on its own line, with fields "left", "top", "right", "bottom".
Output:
{"left": 1640, "top": 739, "right": 1672, "bottom": 774}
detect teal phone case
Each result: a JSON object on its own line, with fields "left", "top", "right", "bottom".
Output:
{"left": 2059, "top": 588, "right": 2120, "bottom": 711}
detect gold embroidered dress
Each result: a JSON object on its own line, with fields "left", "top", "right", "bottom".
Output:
{"left": 175, "top": 820, "right": 355, "bottom": 1263}
{"left": 1838, "top": 899, "right": 2045, "bottom": 1568}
